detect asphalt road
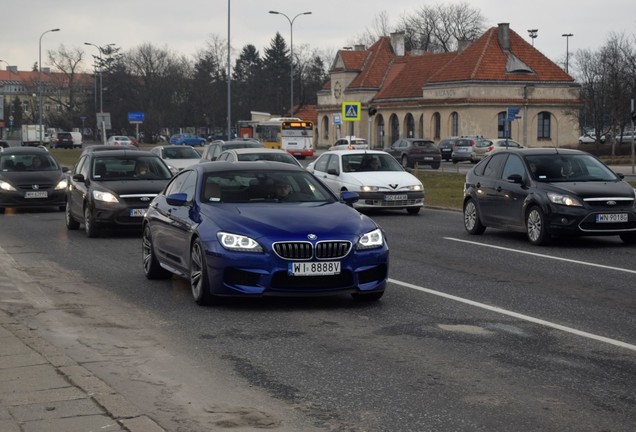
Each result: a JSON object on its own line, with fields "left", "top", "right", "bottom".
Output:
{"left": 0, "top": 206, "right": 634, "bottom": 431}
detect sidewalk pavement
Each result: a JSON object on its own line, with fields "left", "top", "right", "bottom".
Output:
{"left": 0, "top": 309, "right": 165, "bottom": 432}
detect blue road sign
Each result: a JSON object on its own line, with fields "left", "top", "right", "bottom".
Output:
{"left": 507, "top": 107, "right": 521, "bottom": 121}
{"left": 128, "top": 112, "right": 145, "bottom": 123}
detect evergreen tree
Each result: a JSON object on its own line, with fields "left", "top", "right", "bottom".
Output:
{"left": 262, "top": 33, "right": 291, "bottom": 115}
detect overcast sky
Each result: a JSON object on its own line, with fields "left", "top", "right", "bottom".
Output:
{"left": 2, "top": 1, "right": 634, "bottom": 74}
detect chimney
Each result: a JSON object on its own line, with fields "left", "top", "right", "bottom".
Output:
{"left": 7, "top": 66, "right": 18, "bottom": 74}
{"left": 354, "top": 44, "right": 366, "bottom": 51}
{"left": 41, "top": 67, "right": 51, "bottom": 74}
{"left": 390, "top": 31, "right": 405, "bottom": 56}
{"left": 498, "top": 23, "right": 510, "bottom": 51}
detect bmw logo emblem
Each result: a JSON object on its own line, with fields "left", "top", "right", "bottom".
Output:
{"left": 307, "top": 234, "right": 317, "bottom": 240}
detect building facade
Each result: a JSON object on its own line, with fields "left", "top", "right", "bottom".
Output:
{"left": 316, "top": 23, "right": 581, "bottom": 149}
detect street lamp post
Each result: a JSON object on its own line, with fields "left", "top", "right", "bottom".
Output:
{"left": 84, "top": 42, "right": 114, "bottom": 144}
{"left": 38, "top": 28, "right": 60, "bottom": 146}
{"left": 562, "top": 33, "right": 574, "bottom": 74}
{"left": 269, "top": 10, "right": 312, "bottom": 118}
{"left": 527, "top": 29, "right": 538, "bottom": 46}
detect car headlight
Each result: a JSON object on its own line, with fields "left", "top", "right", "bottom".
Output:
{"left": 92, "top": 190, "right": 119, "bottom": 203}
{"left": 55, "top": 179, "right": 68, "bottom": 190}
{"left": 547, "top": 192, "right": 582, "bottom": 207}
{"left": 217, "top": 231, "right": 263, "bottom": 252}
{"left": 0, "top": 180, "right": 16, "bottom": 191}
{"left": 357, "top": 228, "right": 384, "bottom": 250}
{"left": 407, "top": 184, "right": 423, "bottom": 191}
{"left": 361, "top": 186, "right": 380, "bottom": 192}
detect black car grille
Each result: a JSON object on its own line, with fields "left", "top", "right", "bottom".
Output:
{"left": 270, "top": 271, "right": 355, "bottom": 291}
{"left": 120, "top": 194, "right": 156, "bottom": 206}
{"left": 273, "top": 241, "right": 352, "bottom": 260}
{"left": 584, "top": 197, "right": 634, "bottom": 210}
{"left": 365, "top": 199, "right": 421, "bottom": 207}
{"left": 17, "top": 183, "right": 54, "bottom": 190}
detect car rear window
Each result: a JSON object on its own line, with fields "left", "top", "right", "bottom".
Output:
{"left": 413, "top": 141, "right": 435, "bottom": 148}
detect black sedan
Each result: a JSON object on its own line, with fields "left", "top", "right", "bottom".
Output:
{"left": 142, "top": 161, "right": 389, "bottom": 305}
{"left": 65, "top": 150, "right": 173, "bottom": 237}
{"left": 463, "top": 148, "right": 636, "bottom": 245}
{"left": 0, "top": 147, "right": 68, "bottom": 213}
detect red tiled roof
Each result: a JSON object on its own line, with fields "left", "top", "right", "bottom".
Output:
{"left": 333, "top": 25, "right": 574, "bottom": 102}
{"left": 428, "top": 27, "right": 572, "bottom": 83}
{"left": 293, "top": 104, "right": 318, "bottom": 124}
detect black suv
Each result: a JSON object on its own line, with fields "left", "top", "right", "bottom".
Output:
{"left": 54, "top": 132, "right": 74, "bottom": 149}
{"left": 200, "top": 139, "right": 263, "bottom": 162}
{"left": 437, "top": 138, "right": 457, "bottom": 161}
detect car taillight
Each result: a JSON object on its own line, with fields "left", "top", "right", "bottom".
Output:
{"left": 488, "top": 146, "right": 494, "bottom": 152}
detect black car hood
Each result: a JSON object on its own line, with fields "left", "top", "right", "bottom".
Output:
{"left": 92, "top": 179, "right": 169, "bottom": 195}
{"left": 1, "top": 170, "right": 65, "bottom": 184}
{"left": 546, "top": 180, "right": 635, "bottom": 199}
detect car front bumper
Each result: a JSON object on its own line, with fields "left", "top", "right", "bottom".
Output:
{"left": 546, "top": 204, "right": 636, "bottom": 236}
{"left": 204, "top": 242, "right": 389, "bottom": 297}
{"left": 353, "top": 191, "right": 424, "bottom": 210}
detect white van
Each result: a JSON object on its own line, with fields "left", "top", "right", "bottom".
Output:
{"left": 69, "top": 131, "right": 83, "bottom": 148}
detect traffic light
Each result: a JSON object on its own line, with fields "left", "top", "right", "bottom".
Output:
{"left": 368, "top": 106, "right": 377, "bottom": 116}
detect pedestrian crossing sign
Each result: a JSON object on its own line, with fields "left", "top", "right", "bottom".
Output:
{"left": 342, "top": 102, "right": 361, "bottom": 121}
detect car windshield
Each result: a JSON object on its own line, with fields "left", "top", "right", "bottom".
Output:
{"left": 201, "top": 170, "right": 336, "bottom": 203}
{"left": 162, "top": 147, "right": 200, "bottom": 159}
{"left": 92, "top": 156, "right": 173, "bottom": 180}
{"left": 1, "top": 153, "right": 59, "bottom": 171}
{"left": 526, "top": 154, "right": 619, "bottom": 182}
{"left": 342, "top": 153, "right": 404, "bottom": 172}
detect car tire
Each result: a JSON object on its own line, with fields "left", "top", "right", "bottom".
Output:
{"left": 526, "top": 206, "right": 551, "bottom": 245}
{"left": 619, "top": 232, "right": 636, "bottom": 244}
{"left": 463, "top": 199, "right": 486, "bottom": 235}
{"left": 142, "top": 224, "right": 172, "bottom": 279}
{"left": 84, "top": 206, "right": 99, "bottom": 238}
{"left": 351, "top": 290, "right": 384, "bottom": 301}
{"left": 65, "top": 202, "right": 80, "bottom": 230}
{"left": 406, "top": 207, "right": 421, "bottom": 215}
{"left": 190, "top": 238, "right": 216, "bottom": 306}
{"left": 432, "top": 163, "right": 440, "bottom": 169}
{"left": 452, "top": 159, "right": 458, "bottom": 164}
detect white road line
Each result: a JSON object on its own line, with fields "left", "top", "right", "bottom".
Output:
{"left": 445, "top": 237, "right": 636, "bottom": 275}
{"left": 388, "top": 278, "right": 636, "bottom": 352}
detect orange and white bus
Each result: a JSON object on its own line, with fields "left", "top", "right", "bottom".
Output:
{"left": 253, "top": 117, "right": 314, "bottom": 158}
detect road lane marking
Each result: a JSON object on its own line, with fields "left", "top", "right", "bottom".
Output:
{"left": 445, "top": 237, "right": 636, "bottom": 275}
{"left": 388, "top": 278, "right": 636, "bottom": 352}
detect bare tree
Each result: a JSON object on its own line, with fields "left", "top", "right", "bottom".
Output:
{"left": 47, "top": 45, "right": 85, "bottom": 114}
{"left": 350, "top": 11, "right": 393, "bottom": 48}
{"left": 397, "top": 2, "right": 485, "bottom": 52}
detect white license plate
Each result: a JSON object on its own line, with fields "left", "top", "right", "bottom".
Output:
{"left": 289, "top": 261, "right": 340, "bottom": 276}
{"left": 596, "top": 213, "right": 628, "bottom": 223}
{"left": 130, "top": 208, "right": 146, "bottom": 217}
{"left": 385, "top": 194, "right": 408, "bottom": 201}
{"left": 424, "top": 157, "right": 433, "bottom": 160}
{"left": 25, "top": 191, "right": 48, "bottom": 198}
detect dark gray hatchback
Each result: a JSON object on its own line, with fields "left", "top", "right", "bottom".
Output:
{"left": 463, "top": 148, "right": 636, "bottom": 245}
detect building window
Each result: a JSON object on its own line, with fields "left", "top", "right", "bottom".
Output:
{"left": 451, "top": 112, "right": 459, "bottom": 136}
{"left": 538, "top": 111, "right": 551, "bottom": 139}
{"left": 390, "top": 114, "right": 399, "bottom": 144}
{"left": 376, "top": 115, "right": 385, "bottom": 148}
{"left": 433, "top": 113, "right": 441, "bottom": 139}
{"left": 405, "top": 113, "right": 415, "bottom": 137}
{"left": 322, "top": 116, "right": 329, "bottom": 142}
{"left": 497, "top": 112, "right": 507, "bottom": 138}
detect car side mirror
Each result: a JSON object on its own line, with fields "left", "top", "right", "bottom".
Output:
{"left": 72, "top": 173, "right": 85, "bottom": 183}
{"left": 327, "top": 168, "right": 340, "bottom": 176}
{"left": 506, "top": 174, "right": 523, "bottom": 184}
{"left": 340, "top": 191, "right": 359, "bottom": 206}
{"left": 166, "top": 193, "right": 188, "bottom": 206}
